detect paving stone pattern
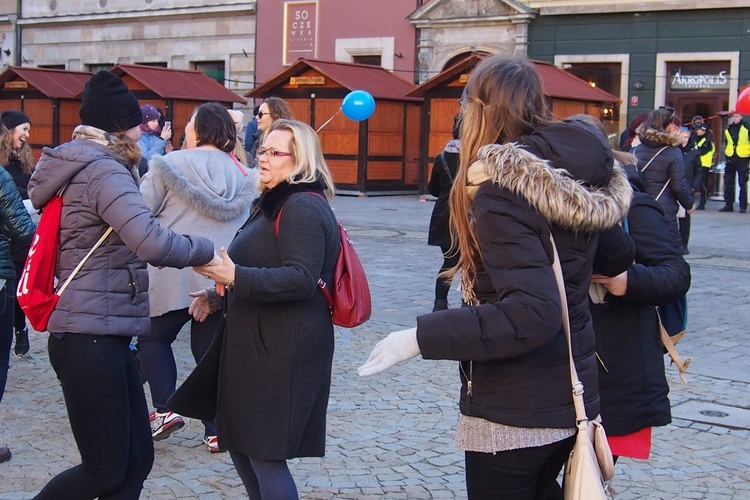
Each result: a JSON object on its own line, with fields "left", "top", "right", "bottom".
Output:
{"left": 1, "top": 196, "right": 749, "bottom": 499}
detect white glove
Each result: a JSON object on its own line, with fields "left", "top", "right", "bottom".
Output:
{"left": 357, "top": 327, "right": 420, "bottom": 376}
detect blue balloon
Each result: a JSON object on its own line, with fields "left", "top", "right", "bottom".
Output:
{"left": 341, "top": 90, "right": 375, "bottom": 121}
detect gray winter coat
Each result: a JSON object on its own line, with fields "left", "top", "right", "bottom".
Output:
{"left": 141, "top": 149, "right": 258, "bottom": 317}
{"left": 28, "top": 139, "right": 216, "bottom": 337}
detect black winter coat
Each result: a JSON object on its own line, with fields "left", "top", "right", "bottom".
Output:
{"left": 592, "top": 182, "right": 690, "bottom": 436}
{"left": 427, "top": 147, "right": 459, "bottom": 248}
{"left": 216, "top": 181, "right": 339, "bottom": 460}
{"left": 417, "top": 121, "right": 634, "bottom": 430}
{"left": 634, "top": 129, "right": 694, "bottom": 247}
{"left": 0, "top": 166, "right": 34, "bottom": 281}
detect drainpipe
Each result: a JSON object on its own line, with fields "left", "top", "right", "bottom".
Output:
{"left": 12, "top": 0, "right": 21, "bottom": 66}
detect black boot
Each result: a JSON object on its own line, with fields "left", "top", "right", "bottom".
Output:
{"left": 13, "top": 327, "right": 29, "bottom": 356}
{"left": 432, "top": 299, "right": 449, "bottom": 312}
{"left": 719, "top": 205, "right": 734, "bottom": 212}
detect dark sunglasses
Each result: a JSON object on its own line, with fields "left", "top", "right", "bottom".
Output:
{"left": 256, "top": 111, "right": 270, "bottom": 119}
{"left": 659, "top": 106, "right": 676, "bottom": 120}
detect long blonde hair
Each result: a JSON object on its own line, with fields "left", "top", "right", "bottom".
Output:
{"left": 446, "top": 55, "right": 550, "bottom": 292}
{"left": 265, "top": 119, "right": 335, "bottom": 199}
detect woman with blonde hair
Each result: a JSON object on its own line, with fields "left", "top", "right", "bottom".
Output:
{"left": 171, "top": 118, "right": 339, "bottom": 499}
{"left": 359, "top": 55, "right": 633, "bottom": 498}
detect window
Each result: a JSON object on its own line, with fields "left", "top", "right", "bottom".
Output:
{"left": 193, "top": 61, "right": 225, "bottom": 84}
{"left": 87, "top": 63, "right": 113, "bottom": 73}
{"left": 38, "top": 64, "right": 66, "bottom": 70}
{"left": 353, "top": 55, "right": 382, "bottom": 67}
{"left": 136, "top": 62, "right": 168, "bottom": 68}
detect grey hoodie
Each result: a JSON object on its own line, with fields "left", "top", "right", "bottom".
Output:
{"left": 28, "top": 138, "right": 215, "bottom": 337}
{"left": 141, "top": 149, "right": 258, "bottom": 316}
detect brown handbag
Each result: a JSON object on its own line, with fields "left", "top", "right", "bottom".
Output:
{"left": 548, "top": 232, "right": 615, "bottom": 499}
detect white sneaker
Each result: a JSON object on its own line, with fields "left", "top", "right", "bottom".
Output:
{"left": 150, "top": 411, "right": 184, "bottom": 441}
{"left": 203, "top": 435, "right": 226, "bottom": 453}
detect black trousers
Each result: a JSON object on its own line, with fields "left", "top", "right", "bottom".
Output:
{"left": 35, "top": 333, "right": 154, "bottom": 500}
{"left": 724, "top": 155, "right": 749, "bottom": 209}
{"left": 465, "top": 435, "right": 576, "bottom": 500}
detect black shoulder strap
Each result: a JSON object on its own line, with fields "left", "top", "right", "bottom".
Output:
{"left": 438, "top": 153, "right": 453, "bottom": 182}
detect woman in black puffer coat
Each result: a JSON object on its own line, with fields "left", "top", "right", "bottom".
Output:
{"left": 359, "top": 55, "right": 634, "bottom": 499}
{"left": 591, "top": 157, "right": 690, "bottom": 462}
{"left": 633, "top": 107, "right": 695, "bottom": 252}
{"left": 427, "top": 113, "right": 461, "bottom": 311}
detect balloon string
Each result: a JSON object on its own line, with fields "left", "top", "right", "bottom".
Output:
{"left": 316, "top": 109, "right": 342, "bottom": 133}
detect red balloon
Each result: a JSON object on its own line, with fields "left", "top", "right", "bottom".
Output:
{"left": 736, "top": 87, "right": 750, "bottom": 114}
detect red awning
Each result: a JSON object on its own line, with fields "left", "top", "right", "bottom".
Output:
{"left": 246, "top": 59, "right": 420, "bottom": 102}
{"left": 533, "top": 60, "right": 619, "bottom": 103}
{"left": 110, "top": 64, "right": 245, "bottom": 104}
{"left": 0, "top": 66, "right": 91, "bottom": 99}
{"left": 408, "top": 54, "right": 619, "bottom": 104}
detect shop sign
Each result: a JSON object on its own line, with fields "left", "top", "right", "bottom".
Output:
{"left": 670, "top": 70, "right": 729, "bottom": 90}
{"left": 283, "top": 1, "right": 317, "bottom": 65}
{"left": 4, "top": 81, "right": 28, "bottom": 89}
{"left": 289, "top": 76, "right": 325, "bottom": 85}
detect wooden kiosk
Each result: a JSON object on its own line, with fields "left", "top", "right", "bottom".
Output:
{"left": 246, "top": 59, "right": 422, "bottom": 195}
{"left": 407, "top": 54, "right": 621, "bottom": 193}
{"left": 110, "top": 64, "right": 246, "bottom": 149}
{"left": 0, "top": 66, "right": 92, "bottom": 160}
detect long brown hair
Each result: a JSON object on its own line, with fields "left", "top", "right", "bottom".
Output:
{"left": 0, "top": 121, "right": 34, "bottom": 174}
{"left": 446, "top": 55, "right": 550, "bottom": 292}
{"left": 107, "top": 131, "right": 142, "bottom": 167}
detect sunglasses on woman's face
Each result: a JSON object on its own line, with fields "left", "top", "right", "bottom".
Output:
{"left": 256, "top": 111, "right": 270, "bottom": 119}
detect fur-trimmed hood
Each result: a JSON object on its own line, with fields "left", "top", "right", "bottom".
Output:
{"left": 468, "top": 143, "right": 632, "bottom": 233}
{"left": 147, "top": 149, "right": 258, "bottom": 222}
{"left": 638, "top": 127, "right": 682, "bottom": 148}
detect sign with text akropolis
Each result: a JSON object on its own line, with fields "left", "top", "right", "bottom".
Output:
{"left": 670, "top": 71, "right": 730, "bottom": 90}
{"left": 284, "top": 1, "right": 318, "bottom": 65}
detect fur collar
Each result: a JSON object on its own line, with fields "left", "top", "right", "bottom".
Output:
{"left": 469, "top": 143, "right": 632, "bottom": 232}
{"left": 256, "top": 179, "right": 328, "bottom": 219}
{"left": 148, "top": 151, "right": 257, "bottom": 222}
{"left": 638, "top": 127, "right": 682, "bottom": 147}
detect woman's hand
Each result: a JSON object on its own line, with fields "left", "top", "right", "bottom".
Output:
{"left": 358, "top": 328, "right": 420, "bottom": 376}
{"left": 160, "top": 122, "right": 172, "bottom": 140}
{"left": 188, "top": 290, "right": 211, "bottom": 322}
{"left": 591, "top": 271, "right": 628, "bottom": 297}
{"left": 194, "top": 247, "right": 236, "bottom": 291}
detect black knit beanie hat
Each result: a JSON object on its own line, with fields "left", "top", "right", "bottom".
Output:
{"left": 79, "top": 71, "right": 142, "bottom": 133}
{"left": 0, "top": 110, "right": 30, "bottom": 130}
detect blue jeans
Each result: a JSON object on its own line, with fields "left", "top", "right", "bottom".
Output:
{"left": 0, "top": 279, "right": 16, "bottom": 405}
{"left": 35, "top": 333, "right": 154, "bottom": 500}
{"left": 138, "top": 308, "right": 221, "bottom": 436}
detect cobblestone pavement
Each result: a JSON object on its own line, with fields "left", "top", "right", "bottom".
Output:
{"left": 1, "top": 195, "right": 749, "bottom": 499}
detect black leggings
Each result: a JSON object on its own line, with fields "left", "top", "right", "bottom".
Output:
{"left": 229, "top": 451, "right": 299, "bottom": 500}
{"left": 435, "top": 244, "right": 460, "bottom": 301}
{"left": 464, "top": 435, "right": 575, "bottom": 500}
{"left": 36, "top": 333, "right": 154, "bottom": 500}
